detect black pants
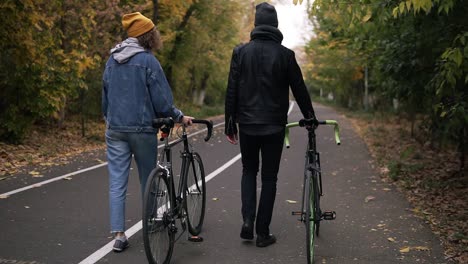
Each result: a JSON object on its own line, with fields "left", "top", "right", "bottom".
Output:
{"left": 239, "top": 129, "right": 285, "bottom": 236}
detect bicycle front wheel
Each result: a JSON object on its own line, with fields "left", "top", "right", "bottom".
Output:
{"left": 143, "top": 168, "right": 174, "bottom": 264}
{"left": 185, "top": 152, "right": 206, "bottom": 235}
{"left": 305, "top": 171, "right": 316, "bottom": 264}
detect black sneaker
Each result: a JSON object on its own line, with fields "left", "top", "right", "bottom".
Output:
{"left": 240, "top": 220, "right": 254, "bottom": 240}
{"left": 113, "top": 239, "right": 129, "bottom": 253}
{"left": 256, "top": 234, "right": 276, "bottom": 247}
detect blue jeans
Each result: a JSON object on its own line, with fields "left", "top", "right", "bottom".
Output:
{"left": 105, "top": 129, "right": 158, "bottom": 233}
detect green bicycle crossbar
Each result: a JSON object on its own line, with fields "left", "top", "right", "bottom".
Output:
{"left": 285, "top": 120, "right": 341, "bottom": 148}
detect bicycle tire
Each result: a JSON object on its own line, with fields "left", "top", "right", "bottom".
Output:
{"left": 305, "top": 171, "right": 316, "bottom": 264}
{"left": 185, "top": 152, "right": 206, "bottom": 235}
{"left": 313, "top": 171, "right": 321, "bottom": 237}
{"left": 143, "top": 168, "right": 174, "bottom": 264}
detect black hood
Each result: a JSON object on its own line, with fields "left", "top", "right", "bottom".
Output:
{"left": 255, "top": 2, "right": 278, "bottom": 28}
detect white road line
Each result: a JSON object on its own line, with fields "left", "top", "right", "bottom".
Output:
{"left": 288, "top": 101, "right": 295, "bottom": 115}
{"left": 0, "top": 122, "right": 225, "bottom": 198}
{"left": 78, "top": 153, "right": 242, "bottom": 264}
{"left": 0, "top": 163, "right": 108, "bottom": 198}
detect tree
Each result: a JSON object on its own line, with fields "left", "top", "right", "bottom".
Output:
{"left": 303, "top": 0, "right": 467, "bottom": 172}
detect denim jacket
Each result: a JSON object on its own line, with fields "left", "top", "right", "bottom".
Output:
{"left": 102, "top": 39, "right": 183, "bottom": 133}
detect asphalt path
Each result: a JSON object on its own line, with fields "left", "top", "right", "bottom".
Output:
{"left": 0, "top": 103, "right": 449, "bottom": 264}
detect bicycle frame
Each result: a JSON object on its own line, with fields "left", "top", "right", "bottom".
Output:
{"left": 158, "top": 126, "right": 192, "bottom": 222}
{"left": 300, "top": 128, "right": 323, "bottom": 220}
{"left": 285, "top": 119, "right": 340, "bottom": 213}
{"left": 154, "top": 119, "right": 213, "bottom": 238}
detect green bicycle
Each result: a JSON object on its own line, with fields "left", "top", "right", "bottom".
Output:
{"left": 286, "top": 118, "right": 341, "bottom": 264}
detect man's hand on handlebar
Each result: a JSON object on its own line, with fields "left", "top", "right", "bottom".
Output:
{"left": 227, "top": 133, "right": 238, "bottom": 145}
{"left": 301, "top": 117, "right": 319, "bottom": 129}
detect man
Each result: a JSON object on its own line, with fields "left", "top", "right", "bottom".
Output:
{"left": 102, "top": 12, "right": 193, "bottom": 252}
{"left": 225, "top": 2, "right": 316, "bottom": 247}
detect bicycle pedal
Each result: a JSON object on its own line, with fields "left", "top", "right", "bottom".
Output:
{"left": 322, "top": 211, "right": 336, "bottom": 220}
{"left": 169, "top": 224, "right": 178, "bottom": 233}
{"left": 188, "top": 236, "right": 203, "bottom": 242}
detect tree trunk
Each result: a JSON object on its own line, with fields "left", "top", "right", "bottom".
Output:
{"left": 364, "top": 66, "right": 369, "bottom": 111}
{"left": 165, "top": 4, "right": 196, "bottom": 89}
{"left": 80, "top": 89, "right": 86, "bottom": 137}
{"left": 189, "top": 67, "right": 198, "bottom": 104}
{"left": 459, "top": 125, "right": 466, "bottom": 176}
{"left": 196, "top": 72, "right": 209, "bottom": 106}
{"left": 57, "top": 95, "right": 67, "bottom": 129}
{"left": 410, "top": 112, "right": 415, "bottom": 138}
{"left": 152, "top": 0, "right": 159, "bottom": 23}
{"left": 57, "top": 14, "right": 68, "bottom": 129}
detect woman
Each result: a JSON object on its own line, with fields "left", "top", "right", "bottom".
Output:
{"left": 102, "top": 12, "right": 193, "bottom": 252}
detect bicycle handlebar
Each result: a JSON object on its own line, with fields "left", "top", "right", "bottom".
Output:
{"left": 285, "top": 119, "right": 341, "bottom": 148}
{"left": 192, "top": 119, "right": 213, "bottom": 142}
{"left": 152, "top": 118, "right": 175, "bottom": 129}
{"left": 152, "top": 118, "right": 213, "bottom": 142}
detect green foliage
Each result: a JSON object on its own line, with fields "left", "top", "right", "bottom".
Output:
{"left": 0, "top": 0, "right": 247, "bottom": 143}
{"left": 156, "top": 0, "right": 244, "bottom": 106}
{"left": 304, "top": 0, "right": 467, "bottom": 165}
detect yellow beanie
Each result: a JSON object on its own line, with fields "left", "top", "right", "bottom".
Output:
{"left": 122, "top": 12, "right": 155, "bottom": 37}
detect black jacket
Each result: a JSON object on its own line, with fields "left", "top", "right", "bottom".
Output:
{"left": 224, "top": 25, "right": 315, "bottom": 135}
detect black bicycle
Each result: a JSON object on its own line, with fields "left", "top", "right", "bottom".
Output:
{"left": 142, "top": 117, "right": 213, "bottom": 264}
{"left": 285, "top": 118, "right": 341, "bottom": 264}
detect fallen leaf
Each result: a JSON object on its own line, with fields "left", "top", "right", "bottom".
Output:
{"left": 286, "top": 200, "right": 297, "bottom": 204}
{"left": 380, "top": 166, "right": 389, "bottom": 174}
{"left": 29, "top": 171, "right": 43, "bottom": 177}
{"left": 383, "top": 188, "right": 391, "bottom": 191}
{"left": 387, "top": 237, "right": 396, "bottom": 242}
{"left": 413, "top": 246, "right": 430, "bottom": 251}
{"left": 365, "top": 195, "right": 376, "bottom": 203}
{"left": 212, "top": 198, "right": 219, "bottom": 201}
{"left": 400, "top": 246, "right": 410, "bottom": 253}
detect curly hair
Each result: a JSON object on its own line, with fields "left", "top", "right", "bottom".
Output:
{"left": 137, "top": 27, "right": 162, "bottom": 51}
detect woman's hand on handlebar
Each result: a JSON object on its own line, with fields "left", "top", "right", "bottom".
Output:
{"left": 181, "top": 116, "right": 194, "bottom": 126}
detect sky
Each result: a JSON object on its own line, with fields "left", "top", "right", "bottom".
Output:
{"left": 275, "top": 1, "right": 314, "bottom": 50}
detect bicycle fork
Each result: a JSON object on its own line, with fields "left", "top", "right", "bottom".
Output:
{"left": 291, "top": 169, "right": 336, "bottom": 222}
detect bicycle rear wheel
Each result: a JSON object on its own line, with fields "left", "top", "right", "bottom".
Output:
{"left": 305, "top": 171, "right": 316, "bottom": 264}
{"left": 143, "top": 168, "right": 174, "bottom": 264}
{"left": 185, "top": 152, "right": 206, "bottom": 235}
